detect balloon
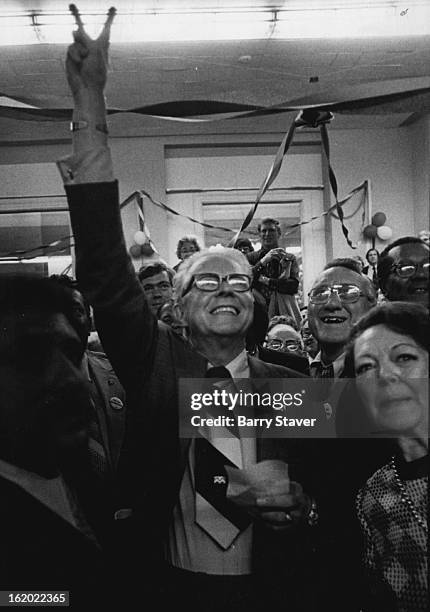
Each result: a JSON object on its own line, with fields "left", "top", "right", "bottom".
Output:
{"left": 133, "top": 230, "right": 147, "bottom": 245}
{"left": 141, "top": 243, "right": 155, "bottom": 257}
{"left": 377, "top": 225, "right": 393, "bottom": 241}
{"left": 129, "top": 244, "right": 143, "bottom": 258}
{"left": 363, "top": 224, "right": 377, "bottom": 239}
{"left": 371, "top": 212, "right": 387, "bottom": 227}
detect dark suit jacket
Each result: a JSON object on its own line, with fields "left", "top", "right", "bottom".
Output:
{"left": 87, "top": 350, "right": 126, "bottom": 472}
{"left": 0, "top": 475, "right": 110, "bottom": 610}
{"left": 67, "top": 181, "right": 316, "bottom": 608}
{"left": 257, "top": 344, "right": 310, "bottom": 375}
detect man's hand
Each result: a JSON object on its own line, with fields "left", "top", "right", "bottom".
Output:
{"left": 259, "top": 248, "right": 286, "bottom": 267}
{"left": 254, "top": 480, "right": 310, "bottom": 531}
{"left": 66, "top": 4, "right": 116, "bottom": 99}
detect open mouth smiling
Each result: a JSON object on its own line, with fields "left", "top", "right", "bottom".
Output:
{"left": 211, "top": 305, "right": 239, "bottom": 315}
{"left": 320, "top": 316, "right": 347, "bottom": 324}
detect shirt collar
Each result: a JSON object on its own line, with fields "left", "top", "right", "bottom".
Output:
{"left": 82, "top": 351, "right": 91, "bottom": 382}
{"left": 311, "top": 350, "right": 345, "bottom": 377}
{"left": 208, "top": 349, "right": 249, "bottom": 379}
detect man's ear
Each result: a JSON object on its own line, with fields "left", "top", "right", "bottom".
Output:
{"left": 173, "top": 301, "right": 186, "bottom": 324}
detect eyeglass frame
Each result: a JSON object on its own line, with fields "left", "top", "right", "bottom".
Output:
{"left": 264, "top": 338, "right": 304, "bottom": 352}
{"left": 390, "top": 261, "right": 430, "bottom": 278}
{"left": 181, "top": 273, "right": 252, "bottom": 297}
{"left": 308, "top": 283, "right": 367, "bottom": 305}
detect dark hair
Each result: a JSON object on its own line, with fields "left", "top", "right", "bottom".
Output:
{"left": 49, "top": 274, "right": 91, "bottom": 319}
{"left": 176, "top": 236, "right": 201, "bottom": 259}
{"left": 257, "top": 218, "right": 280, "bottom": 233}
{"left": 0, "top": 274, "right": 81, "bottom": 336}
{"left": 344, "top": 301, "right": 429, "bottom": 377}
{"left": 235, "top": 238, "right": 254, "bottom": 252}
{"left": 378, "top": 236, "right": 429, "bottom": 290}
{"left": 365, "top": 248, "right": 379, "bottom": 262}
{"left": 138, "top": 262, "right": 174, "bottom": 285}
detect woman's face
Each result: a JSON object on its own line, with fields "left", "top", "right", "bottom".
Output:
{"left": 354, "top": 324, "right": 428, "bottom": 435}
{"left": 179, "top": 241, "right": 198, "bottom": 260}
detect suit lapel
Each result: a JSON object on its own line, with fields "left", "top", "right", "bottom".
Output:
{"left": 174, "top": 336, "right": 207, "bottom": 466}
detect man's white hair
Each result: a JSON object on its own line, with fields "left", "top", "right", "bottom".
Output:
{"left": 174, "top": 246, "right": 252, "bottom": 301}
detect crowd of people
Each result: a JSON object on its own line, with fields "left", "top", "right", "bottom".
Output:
{"left": 1, "top": 10, "right": 428, "bottom": 612}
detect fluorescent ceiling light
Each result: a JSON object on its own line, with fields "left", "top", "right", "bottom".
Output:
{"left": 0, "top": 3, "right": 429, "bottom": 45}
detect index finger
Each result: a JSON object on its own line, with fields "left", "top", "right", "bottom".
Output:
{"left": 69, "top": 3, "right": 92, "bottom": 44}
{"left": 98, "top": 6, "right": 117, "bottom": 44}
{"left": 256, "top": 493, "right": 298, "bottom": 508}
{"left": 69, "top": 4, "right": 84, "bottom": 29}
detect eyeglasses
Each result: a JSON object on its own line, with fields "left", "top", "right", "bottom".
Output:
{"left": 264, "top": 339, "right": 303, "bottom": 352}
{"left": 182, "top": 273, "right": 252, "bottom": 296}
{"left": 308, "top": 284, "right": 366, "bottom": 304}
{"left": 391, "top": 261, "right": 430, "bottom": 278}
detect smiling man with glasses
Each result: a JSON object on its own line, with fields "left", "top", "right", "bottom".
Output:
{"left": 378, "top": 236, "right": 429, "bottom": 307}
{"left": 307, "top": 258, "right": 377, "bottom": 379}
{"left": 59, "top": 13, "right": 316, "bottom": 611}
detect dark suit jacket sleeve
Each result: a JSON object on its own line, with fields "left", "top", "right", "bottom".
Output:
{"left": 66, "top": 181, "right": 157, "bottom": 391}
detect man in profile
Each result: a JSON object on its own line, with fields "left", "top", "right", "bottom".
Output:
{"left": 0, "top": 275, "right": 115, "bottom": 605}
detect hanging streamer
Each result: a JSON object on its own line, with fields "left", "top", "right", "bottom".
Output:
{"left": 320, "top": 122, "right": 355, "bottom": 249}
{"left": 135, "top": 192, "right": 159, "bottom": 255}
{"left": 0, "top": 180, "right": 366, "bottom": 261}
{"left": 226, "top": 108, "right": 356, "bottom": 249}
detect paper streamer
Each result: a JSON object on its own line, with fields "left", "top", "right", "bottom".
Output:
{"left": 225, "top": 108, "right": 358, "bottom": 249}
{"left": 0, "top": 180, "right": 366, "bottom": 261}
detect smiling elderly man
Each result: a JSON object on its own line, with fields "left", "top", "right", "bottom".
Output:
{"left": 58, "top": 9, "right": 317, "bottom": 612}
{"left": 307, "top": 258, "right": 377, "bottom": 379}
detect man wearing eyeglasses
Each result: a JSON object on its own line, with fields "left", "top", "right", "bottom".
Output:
{"left": 305, "top": 259, "right": 391, "bottom": 611}
{"left": 307, "top": 258, "right": 377, "bottom": 380}
{"left": 58, "top": 11, "right": 317, "bottom": 612}
{"left": 378, "top": 236, "right": 429, "bottom": 308}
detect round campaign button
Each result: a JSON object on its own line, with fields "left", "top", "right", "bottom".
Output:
{"left": 110, "top": 396, "right": 124, "bottom": 410}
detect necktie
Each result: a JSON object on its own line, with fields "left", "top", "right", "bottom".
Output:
{"left": 372, "top": 265, "right": 376, "bottom": 282}
{"left": 311, "top": 361, "right": 334, "bottom": 379}
{"left": 194, "top": 366, "right": 251, "bottom": 549}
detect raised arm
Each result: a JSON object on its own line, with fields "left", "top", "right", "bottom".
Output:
{"left": 60, "top": 5, "right": 157, "bottom": 391}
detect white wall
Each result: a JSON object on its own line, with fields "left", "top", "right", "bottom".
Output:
{"left": 409, "top": 116, "right": 430, "bottom": 235}
{"left": 0, "top": 122, "right": 428, "bottom": 286}
{"left": 328, "top": 127, "right": 417, "bottom": 260}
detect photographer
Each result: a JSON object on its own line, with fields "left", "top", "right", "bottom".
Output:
{"left": 247, "top": 218, "right": 300, "bottom": 325}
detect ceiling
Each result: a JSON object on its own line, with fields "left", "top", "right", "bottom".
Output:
{"left": 1, "top": 1, "right": 430, "bottom": 142}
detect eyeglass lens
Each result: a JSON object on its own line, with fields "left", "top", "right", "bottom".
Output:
{"left": 309, "top": 284, "right": 361, "bottom": 303}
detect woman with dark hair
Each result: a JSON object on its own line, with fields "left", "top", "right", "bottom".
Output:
{"left": 345, "top": 301, "right": 428, "bottom": 611}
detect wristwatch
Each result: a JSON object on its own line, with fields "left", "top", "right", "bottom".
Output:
{"left": 307, "top": 498, "right": 319, "bottom": 527}
{"left": 70, "top": 121, "right": 108, "bottom": 134}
